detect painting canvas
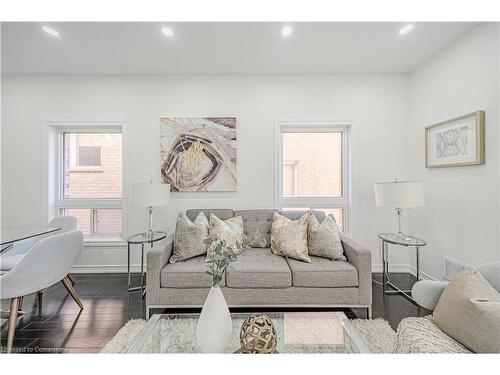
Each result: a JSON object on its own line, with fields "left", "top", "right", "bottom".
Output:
{"left": 425, "top": 111, "right": 485, "bottom": 168}
{"left": 160, "top": 117, "right": 237, "bottom": 191}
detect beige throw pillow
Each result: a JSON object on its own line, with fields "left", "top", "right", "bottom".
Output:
{"left": 270, "top": 212, "right": 310, "bottom": 263}
{"left": 170, "top": 212, "right": 209, "bottom": 263}
{"left": 207, "top": 214, "right": 244, "bottom": 262}
{"left": 428, "top": 269, "right": 500, "bottom": 353}
{"left": 308, "top": 213, "right": 346, "bottom": 261}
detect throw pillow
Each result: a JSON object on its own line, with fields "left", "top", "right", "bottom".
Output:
{"left": 170, "top": 212, "right": 209, "bottom": 263}
{"left": 207, "top": 214, "right": 244, "bottom": 261}
{"left": 428, "top": 269, "right": 500, "bottom": 353}
{"left": 308, "top": 213, "right": 346, "bottom": 261}
{"left": 270, "top": 212, "right": 310, "bottom": 263}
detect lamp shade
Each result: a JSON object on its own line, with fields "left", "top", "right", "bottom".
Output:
{"left": 130, "top": 182, "right": 170, "bottom": 207}
{"left": 374, "top": 180, "right": 424, "bottom": 208}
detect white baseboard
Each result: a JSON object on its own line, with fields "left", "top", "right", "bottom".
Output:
{"left": 71, "top": 265, "right": 143, "bottom": 273}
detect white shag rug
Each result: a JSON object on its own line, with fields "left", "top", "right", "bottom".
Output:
{"left": 100, "top": 317, "right": 396, "bottom": 354}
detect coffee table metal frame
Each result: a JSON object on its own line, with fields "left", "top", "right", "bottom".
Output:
{"left": 128, "top": 312, "right": 370, "bottom": 354}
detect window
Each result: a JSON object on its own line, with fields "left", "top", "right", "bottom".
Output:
{"left": 77, "top": 146, "right": 101, "bottom": 167}
{"left": 276, "top": 121, "right": 350, "bottom": 232}
{"left": 50, "top": 126, "right": 124, "bottom": 241}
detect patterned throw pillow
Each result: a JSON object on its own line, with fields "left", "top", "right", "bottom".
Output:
{"left": 308, "top": 213, "right": 346, "bottom": 261}
{"left": 207, "top": 214, "right": 244, "bottom": 262}
{"left": 170, "top": 212, "right": 209, "bottom": 263}
{"left": 270, "top": 212, "right": 310, "bottom": 263}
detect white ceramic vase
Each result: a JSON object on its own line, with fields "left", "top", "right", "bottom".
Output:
{"left": 196, "top": 286, "right": 232, "bottom": 353}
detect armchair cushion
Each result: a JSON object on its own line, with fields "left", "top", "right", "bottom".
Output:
{"left": 428, "top": 269, "right": 500, "bottom": 353}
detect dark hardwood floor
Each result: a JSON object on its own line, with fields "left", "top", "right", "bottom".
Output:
{"left": 1, "top": 272, "right": 429, "bottom": 353}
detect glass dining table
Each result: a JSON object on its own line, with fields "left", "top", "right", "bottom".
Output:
{"left": 0, "top": 227, "right": 61, "bottom": 253}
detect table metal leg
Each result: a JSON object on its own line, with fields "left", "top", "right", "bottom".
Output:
{"left": 381, "top": 239, "right": 386, "bottom": 294}
{"left": 416, "top": 247, "right": 420, "bottom": 281}
{"left": 140, "top": 243, "right": 145, "bottom": 294}
{"left": 127, "top": 242, "right": 131, "bottom": 289}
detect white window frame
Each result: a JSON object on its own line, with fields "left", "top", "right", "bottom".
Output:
{"left": 43, "top": 120, "right": 127, "bottom": 246}
{"left": 274, "top": 120, "right": 352, "bottom": 233}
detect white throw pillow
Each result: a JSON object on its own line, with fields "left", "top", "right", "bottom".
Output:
{"left": 207, "top": 214, "right": 244, "bottom": 262}
{"left": 170, "top": 212, "right": 209, "bottom": 263}
{"left": 428, "top": 269, "right": 500, "bottom": 353}
{"left": 308, "top": 213, "right": 346, "bottom": 261}
{"left": 270, "top": 212, "right": 310, "bottom": 263}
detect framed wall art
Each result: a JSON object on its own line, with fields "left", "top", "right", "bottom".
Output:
{"left": 425, "top": 110, "right": 485, "bottom": 168}
{"left": 160, "top": 117, "right": 237, "bottom": 192}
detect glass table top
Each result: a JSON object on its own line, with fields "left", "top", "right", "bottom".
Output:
{"left": 128, "top": 311, "right": 370, "bottom": 354}
{"left": 0, "top": 227, "right": 61, "bottom": 246}
{"left": 127, "top": 231, "right": 167, "bottom": 244}
{"left": 378, "top": 232, "right": 427, "bottom": 247}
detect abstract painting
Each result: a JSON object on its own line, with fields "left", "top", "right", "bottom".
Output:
{"left": 425, "top": 111, "right": 485, "bottom": 168}
{"left": 160, "top": 117, "right": 237, "bottom": 191}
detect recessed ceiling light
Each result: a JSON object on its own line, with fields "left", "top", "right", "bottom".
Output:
{"left": 42, "top": 25, "right": 60, "bottom": 38}
{"left": 281, "top": 25, "right": 293, "bottom": 37}
{"left": 399, "top": 24, "right": 414, "bottom": 35}
{"left": 161, "top": 26, "right": 174, "bottom": 37}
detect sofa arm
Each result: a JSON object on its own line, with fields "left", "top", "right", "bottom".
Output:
{"left": 411, "top": 280, "right": 448, "bottom": 311}
{"left": 146, "top": 234, "right": 173, "bottom": 305}
{"left": 340, "top": 234, "right": 372, "bottom": 305}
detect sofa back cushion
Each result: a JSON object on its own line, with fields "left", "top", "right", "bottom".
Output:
{"left": 186, "top": 209, "right": 234, "bottom": 222}
{"left": 188, "top": 209, "right": 328, "bottom": 248}
{"left": 234, "top": 209, "right": 274, "bottom": 247}
{"left": 280, "top": 210, "right": 326, "bottom": 222}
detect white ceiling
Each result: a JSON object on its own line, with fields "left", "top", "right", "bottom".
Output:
{"left": 1, "top": 22, "right": 476, "bottom": 75}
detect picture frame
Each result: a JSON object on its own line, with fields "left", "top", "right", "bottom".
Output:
{"left": 425, "top": 110, "right": 485, "bottom": 168}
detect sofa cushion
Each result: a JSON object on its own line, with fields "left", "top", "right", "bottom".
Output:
{"left": 280, "top": 210, "right": 326, "bottom": 221}
{"left": 270, "top": 212, "right": 310, "bottom": 263}
{"left": 161, "top": 255, "right": 222, "bottom": 288}
{"left": 208, "top": 214, "right": 244, "bottom": 257}
{"left": 287, "top": 256, "right": 358, "bottom": 288}
{"left": 226, "top": 248, "right": 292, "bottom": 288}
{"left": 170, "top": 212, "right": 209, "bottom": 263}
{"left": 234, "top": 209, "right": 274, "bottom": 248}
{"left": 307, "top": 213, "right": 346, "bottom": 261}
{"left": 186, "top": 209, "right": 234, "bottom": 222}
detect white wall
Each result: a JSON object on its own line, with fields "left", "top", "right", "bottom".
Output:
{"left": 407, "top": 23, "right": 500, "bottom": 280}
{"left": 1, "top": 75, "right": 409, "bottom": 272}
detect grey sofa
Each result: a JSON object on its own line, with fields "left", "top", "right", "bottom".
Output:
{"left": 146, "top": 209, "right": 372, "bottom": 319}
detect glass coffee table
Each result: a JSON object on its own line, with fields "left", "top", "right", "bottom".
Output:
{"left": 128, "top": 311, "right": 370, "bottom": 353}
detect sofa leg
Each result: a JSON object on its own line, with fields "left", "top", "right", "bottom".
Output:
{"left": 145, "top": 306, "right": 150, "bottom": 320}
{"left": 367, "top": 306, "right": 372, "bottom": 319}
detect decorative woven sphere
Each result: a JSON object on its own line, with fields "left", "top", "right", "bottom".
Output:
{"left": 240, "top": 313, "right": 277, "bottom": 353}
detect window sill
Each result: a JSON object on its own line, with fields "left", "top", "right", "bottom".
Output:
{"left": 70, "top": 166, "right": 104, "bottom": 173}
{"left": 84, "top": 236, "right": 125, "bottom": 248}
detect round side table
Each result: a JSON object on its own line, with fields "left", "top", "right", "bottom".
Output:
{"left": 378, "top": 232, "right": 427, "bottom": 304}
{"left": 127, "top": 231, "right": 167, "bottom": 296}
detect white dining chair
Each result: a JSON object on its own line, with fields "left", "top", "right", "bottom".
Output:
{"left": 0, "top": 230, "right": 84, "bottom": 353}
{"left": 0, "top": 216, "right": 78, "bottom": 271}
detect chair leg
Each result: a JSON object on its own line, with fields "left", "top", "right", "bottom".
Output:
{"left": 18, "top": 296, "right": 24, "bottom": 311}
{"left": 367, "top": 306, "right": 372, "bottom": 319}
{"left": 67, "top": 274, "right": 76, "bottom": 286}
{"left": 62, "top": 276, "right": 84, "bottom": 310}
{"left": 37, "top": 291, "right": 44, "bottom": 308}
{"left": 7, "top": 297, "right": 20, "bottom": 353}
